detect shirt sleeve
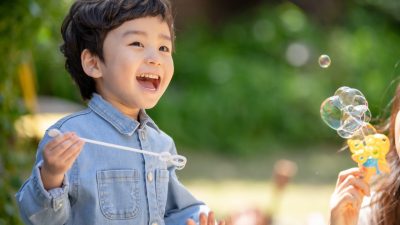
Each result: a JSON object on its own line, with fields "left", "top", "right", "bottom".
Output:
{"left": 15, "top": 132, "right": 71, "bottom": 225}
{"left": 163, "top": 142, "right": 210, "bottom": 225}
{"left": 357, "top": 195, "right": 373, "bottom": 225}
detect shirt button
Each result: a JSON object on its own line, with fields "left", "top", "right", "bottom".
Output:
{"left": 140, "top": 130, "right": 146, "bottom": 140}
{"left": 151, "top": 222, "right": 158, "bottom": 225}
{"left": 147, "top": 172, "right": 153, "bottom": 182}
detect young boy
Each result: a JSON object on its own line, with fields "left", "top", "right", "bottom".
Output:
{"left": 16, "top": 1, "right": 224, "bottom": 224}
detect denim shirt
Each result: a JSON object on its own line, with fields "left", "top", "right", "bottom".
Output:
{"left": 16, "top": 94, "right": 208, "bottom": 225}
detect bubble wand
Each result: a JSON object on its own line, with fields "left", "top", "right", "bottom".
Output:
{"left": 48, "top": 129, "right": 187, "bottom": 170}
{"left": 320, "top": 86, "right": 390, "bottom": 182}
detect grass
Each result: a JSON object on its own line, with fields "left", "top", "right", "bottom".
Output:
{"left": 176, "top": 145, "right": 355, "bottom": 224}
{"left": 178, "top": 144, "right": 354, "bottom": 183}
{"left": 185, "top": 180, "right": 333, "bottom": 224}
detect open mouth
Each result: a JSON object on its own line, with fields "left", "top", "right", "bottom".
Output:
{"left": 136, "top": 73, "right": 161, "bottom": 91}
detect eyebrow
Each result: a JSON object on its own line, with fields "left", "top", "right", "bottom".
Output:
{"left": 122, "top": 30, "right": 171, "bottom": 41}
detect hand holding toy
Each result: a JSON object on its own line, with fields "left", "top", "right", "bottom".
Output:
{"left": 48, "top": 129, "right": 187, "bottom": 170}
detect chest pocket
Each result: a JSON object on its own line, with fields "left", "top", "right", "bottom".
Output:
{"left": 156, "top": 169, "right": 169, "bottom": 216}
{"left": 96, "top": 169, "right": 140, "bottom": 220}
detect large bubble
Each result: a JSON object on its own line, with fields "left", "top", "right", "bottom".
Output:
{"left": 320, "top": 86, "right": 370, "bottom": 138}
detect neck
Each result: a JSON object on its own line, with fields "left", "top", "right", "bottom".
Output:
{"left": 99, "top": 94, "right": 140, "bottom": 120}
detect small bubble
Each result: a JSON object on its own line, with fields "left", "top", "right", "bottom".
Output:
{"left": 318, "top": 54, "right": 331, "bottom": 68}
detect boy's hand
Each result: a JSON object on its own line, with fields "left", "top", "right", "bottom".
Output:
{"left": 186, "top": 211, "right": 225, "bottom": 225}
{"left": 40, "top": 132, "right": 85, "bottom": 190}
{"left": 329, "top": 167, "right": 370, "bottom": 225}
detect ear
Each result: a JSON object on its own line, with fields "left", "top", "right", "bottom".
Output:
{"left": 81, "top": 49, "right": 102, "bottom": 78}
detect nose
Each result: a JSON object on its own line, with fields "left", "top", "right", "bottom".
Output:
{"left": 144, "top": 49, "right": 161, "bottom": 66}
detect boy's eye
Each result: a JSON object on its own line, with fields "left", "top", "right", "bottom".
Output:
{"left": 159, "top": 46, "right": 170, "bottom": 52}
{"left": 130, "top": 41, "right": 144, "bottom": 47}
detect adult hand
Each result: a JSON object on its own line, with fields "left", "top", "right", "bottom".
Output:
{"left": 329, "top": 167, "right": 370, "bottom": 225}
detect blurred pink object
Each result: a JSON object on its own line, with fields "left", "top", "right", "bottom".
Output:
{"left": 273, "top": 159, "right": 298, "bottom": 190}
{"left": 226, "top": 159, "right": 298, "bottom": 225}
{"left": 229, "top": 208, "right": 271, "bottom": 225}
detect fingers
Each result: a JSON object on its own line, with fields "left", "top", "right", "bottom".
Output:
{"left": 208, "top": 211, "right": 215, "bottom": 225}
{"left": 46, "top": 133, "right": 85, "bottom": 160}
{"left": 44, "top": 132, "right": 75, "bottom": 152}
{"left": 186, "top": 219, "right": 196, "bottom": 225}
{"left": 225, "top": 216, "right": 233, "bottom": 225}
{"left": 42, "top": 131, "right": 85, "bottom": 177}
{"left": 187, "top": 212, "right": 222, "bottom": 225}
{"left": 200, "top": 213, "right": 207, "bottom": 224}
{"left": 206, "top": 211, "right": 226, "bottom": 225}
{"left": 336, "top": 167, "right": 363, "bottom": 187}
{"left": 64, "top": 140, "right": 85, "bottom": 163}
{"left": 339, "top": 185, "right": 364, "bottom": 209}
{"left": 337, "top": 173, "right": 370, "bottom": 197}
{"left": 330, "top": 168, "right": 371, "bottom": 219}
{"left": 60, "top": 137, "right": 84, "bottom": 160}
{"left": 45, "top": 133, "right": 81, "bottom": 157}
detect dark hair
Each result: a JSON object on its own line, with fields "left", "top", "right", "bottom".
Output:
{"left": 370, "top": 84, "right": 400, "bottom": 225}
{"left": 60, "top": 0, "right": 175, "bottom": 100}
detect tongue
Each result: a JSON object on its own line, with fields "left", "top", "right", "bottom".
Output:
{"left": 137, "top": 78, "right": 155, "bottom": 89}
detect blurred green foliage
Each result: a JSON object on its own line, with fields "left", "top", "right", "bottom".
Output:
{"left": 151, "top": 2, "right": 400, "bottom": 154}
{"left": 360, "top": 0, "right": 400, "bottom": 22}
{"left": 0, "top": 0, "right": 68, "bottom": 223}
{"left": 1, "top": 0, "right": 400, "bottom": 222}
{"left": 28, "top": 1, "right": 400, "bottom": 155}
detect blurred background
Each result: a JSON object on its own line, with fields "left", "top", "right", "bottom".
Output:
{"left": 1, "top": 0, "right": 400, "bottom": 224}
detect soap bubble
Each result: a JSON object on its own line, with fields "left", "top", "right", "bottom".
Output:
{"left": 350, "top": 124, "right": 377, "bottom": 141}
{"left": 318, "top": 54, "right": 331, "bottom": 68}
{"left": 320, "top": 96, "right": 342, "bottom": 130}
{"left": 320, "top": 86, "right": 370, "bottom": 138}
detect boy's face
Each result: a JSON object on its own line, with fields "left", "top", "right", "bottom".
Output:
{"left": 94, "top": 16, "right": 173, "bottom": 117}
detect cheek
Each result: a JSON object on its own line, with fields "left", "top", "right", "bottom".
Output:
{"left": 170, "top": 64, "right": 174, "bottom": 77}
{"left": 161, "top": 61, "right": 174, "bottom": 89}
{"left": 112, "top": 56, "right": 139, "bottom": 77}
{"left": 166, "top": 58, "right": 174, "bottom": 76}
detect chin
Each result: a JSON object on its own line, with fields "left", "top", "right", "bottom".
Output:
{"left": 142, "top": 101, "right": 158, "bottom": 110}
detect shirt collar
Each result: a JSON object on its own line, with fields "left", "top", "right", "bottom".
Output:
{"left": 88, "top": 94, "right": 160, "bottom": 135}
{"left": 138, "top": 108, "right": 160, "bottom": 133}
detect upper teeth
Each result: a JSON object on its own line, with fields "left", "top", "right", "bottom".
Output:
{"left": 138, "top": 73, "right": 159, "bottom": 79}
